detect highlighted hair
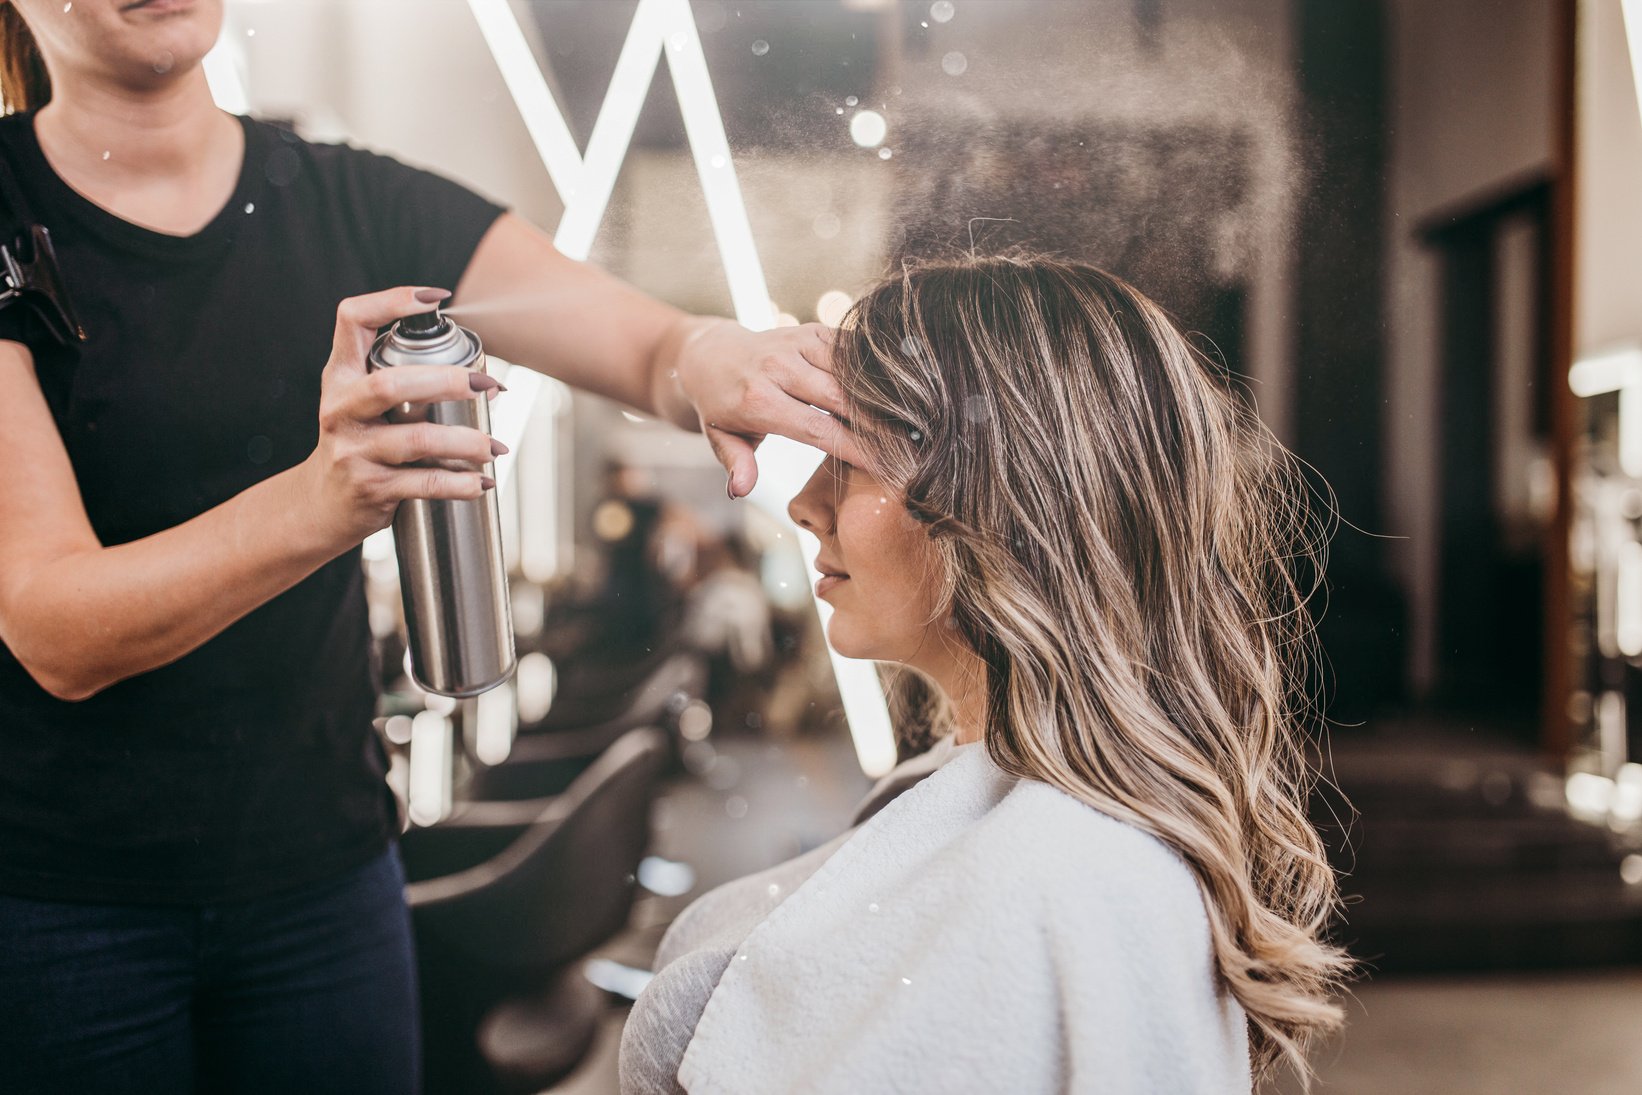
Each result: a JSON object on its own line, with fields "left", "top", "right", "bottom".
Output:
{"left": 0, "top": 6, "right": 49, "bottom": 115}
{"left": 833, "top": 254, "right": 1357, "bottom": 1090}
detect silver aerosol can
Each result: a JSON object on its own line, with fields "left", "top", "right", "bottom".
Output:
{"left": 368, "top": 308, "right": 515, "bottom": 697}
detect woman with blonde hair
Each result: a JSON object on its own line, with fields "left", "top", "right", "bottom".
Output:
{"left": 622, "top": 254, "right": 1357, "bottom": 1093}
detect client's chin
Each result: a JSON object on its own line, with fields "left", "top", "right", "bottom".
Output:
{"left": 823, "top": 615, "right": 876, "bottom": 662}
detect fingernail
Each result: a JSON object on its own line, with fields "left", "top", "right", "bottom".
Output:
{"left": 469, "top": 373, "right": 502, "bottom": 392}
{"left": 415, "top": 288, "right": 452, "bottom": 304}
{"left": 480, "top": 475, "right": 496, "bottom": 491}
{"left": 726, "top": 478, "right": 739, "bottom": 501}
{"left": 489, "top": 438, "right": 510, "bottom": 457}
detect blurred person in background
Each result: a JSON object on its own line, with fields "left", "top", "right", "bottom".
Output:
{"left": 0, "top": 1, "right": 859, "bottom": 1092}
{"left": 621, "top": 256, "right": 1358, "bottom": 1094}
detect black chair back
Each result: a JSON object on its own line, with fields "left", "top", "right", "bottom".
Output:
{"left": 409, "top": 727, "right": 666, "bottom": 1093}
{"left": 409, "top": 726, "right": 666, "bottom": 972}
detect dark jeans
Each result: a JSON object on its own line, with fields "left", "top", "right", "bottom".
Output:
{"left": 0, "top": 845, "right": 419, "bottom": 1095}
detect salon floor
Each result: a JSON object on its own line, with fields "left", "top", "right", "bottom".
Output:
{"left": 544, "top": 732, "right": 1642, "bottom": 1095}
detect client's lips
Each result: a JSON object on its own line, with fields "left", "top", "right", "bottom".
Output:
{"left": 815, "top": 558, "right": 850, "bottom": 597}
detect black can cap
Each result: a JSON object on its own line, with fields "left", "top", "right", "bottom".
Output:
{"left": 398, "top": 309, "right": 450, "bottom": 339}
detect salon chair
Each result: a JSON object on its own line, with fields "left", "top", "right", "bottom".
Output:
{"left": 465, "top": 652, "right": 707, "bottom": 803}
{"left": 522, "top": 646, "right": 705, "bottom": 736}
{"left": 408, "top": 727, "right": 667, "bottom": 1094}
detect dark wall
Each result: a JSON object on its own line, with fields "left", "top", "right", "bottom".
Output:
{"left": 1293, "top": 0, "right": 1406, "bottom": 723}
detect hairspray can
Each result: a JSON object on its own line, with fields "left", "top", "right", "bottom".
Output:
{"left": 368, "top": 308, "right": 515, "bottom": 697}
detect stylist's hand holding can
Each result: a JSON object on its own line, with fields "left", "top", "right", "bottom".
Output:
{"left": 295, "top": 286, "right": 505, "bottom": 549}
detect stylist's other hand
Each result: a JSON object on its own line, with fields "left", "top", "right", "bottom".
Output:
{"left": 666, "top": 319, "right": 864, "bottom": 499}
{"left": 297, "top": 287, "right": 506, "bottom": 549}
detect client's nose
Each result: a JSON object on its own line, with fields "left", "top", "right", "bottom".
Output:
{"left": 787, "top": 460, "right": 836, "bottom": 535}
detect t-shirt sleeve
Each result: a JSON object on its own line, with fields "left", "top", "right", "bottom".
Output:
{"left": 339, "top": 146, "right": 508, "bottom": 297}
{"left": 0, "top": 300, "right": 33, "bottom": 349}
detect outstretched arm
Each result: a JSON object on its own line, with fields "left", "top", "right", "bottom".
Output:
{"left": 454, "top": 212, "right": 861, "bottom": 497}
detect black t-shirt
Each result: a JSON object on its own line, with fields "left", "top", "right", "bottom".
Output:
{"left": 0, "top": 112, "right": 505, "bottom": 904}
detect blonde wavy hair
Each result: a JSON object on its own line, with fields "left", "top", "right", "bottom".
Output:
{"left": 831, "top": 254, "right": 1358, "bottom": 1090}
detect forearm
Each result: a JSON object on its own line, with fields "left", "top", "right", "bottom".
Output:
{"left": 454, "top": 213, "right": 712, "bottom": 429}
{"left": 5, "top": 464, "right": 342, "bottom": 700}
{"left": 452, "top": 213, "right": 859, "bottom": 496}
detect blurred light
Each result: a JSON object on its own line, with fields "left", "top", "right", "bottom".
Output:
{"left": 678, "top": 699, "right": 714, "bottom": 742}
{"left": 1620, "top": 542, "right": 1642, "bottom": 656}
{"left": 815, "top": 290, "right": 853, "bottom": 328}
{"left": 682, "top": 740, "right": 717, "bottom": 775}
{"left": 407, "top": 711, "right": 452, "bottom": 826}
{"left": 474, "top": 679, "right": 518, "bottom": 766}
{"left": 516, "top": 653, "right": 557, "bottom": 724}
{"left": 1601, "top": 691, "right": 1628, "bottom": 776}
{"left": 593, "top": 500, "right": 636, "bottom": 541}
{"left": 518, "top": 378, "right": 570, "bottom": 581}
{"left": 1566, "top": 771, "right": 1616, "bottom": 820}
{"left": 1569, "top": 344, "right": 1642, "bottom": 397}
{"left": 877, "top": 148, "right": 893, "bottom": 161}
{"left": 363, "top": 529, "right": 395, "bottom": 563}
{"left": 202, "top": 24, "right": 248, "bottom": 114}
{"left": 1613, "top": 763, "right": 1642, "bottom": 823}
{"left": 1570, "top": 346, "right": 1642, "bottom": 482}
{"left": 384, "top": 715, "right": 414, "bottom": 746}
{"left": 941, "top": 51, "right": 968, "bottom": 76}
{"left": 583, "top": 958, "right": 655, "bottom": 999}
{"left": 724, "top": 794, "right": 749, "bottom": 819}
{"left": 1623, "top": 854, "right": 1642, "bottom": 885}
{"left": 850, "top": 110, "right": 887, "bottom": 148}
{"left": 511, "top": 583, "right": 545, "bottom": 639}
{"left": 482, "top": 358, "right": 540, "bottom": 492}
{"left": 930, "top": 0, "right": 957, "bottom": 23}
{"left": 812, "top": 212, "right": 842, "bottom": 240}
{"left": 637, "top": 855, "right": 697, "bottom": 896}
{"left": 367, "top": 600, "right": 397, "bottom": 639}
{"left": 1624, "top": 386, "right": 1642, "bottom": 478}
{"left": 1623, "top": 1, "right": 1642, "bottom": 144}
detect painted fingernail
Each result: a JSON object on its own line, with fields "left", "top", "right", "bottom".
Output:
{"left": 415, "top": 288, "right": 452, "bottom": 304}
{"left": 489, "top": 438, "right": 510, "bottom": 457}
{"left": 480, "top": 475, "right": 497, "bottom": 491}
{"left": 469, "top": 373, "right": 502, "bottom": 392}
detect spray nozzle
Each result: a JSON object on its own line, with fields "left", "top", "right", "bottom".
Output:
{"left": 398, "top": 308, "right": 450, "bottom": 340}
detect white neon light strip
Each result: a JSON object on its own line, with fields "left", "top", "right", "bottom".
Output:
{"left": 1571, "top": 344, "right": 1642, "bottom": 482}
{"left": 203, "top": 23, "right": 250, "bottom": 115}
{"left": 465, "top": 0, "right": 894, "bottom": 775}
{"left": 466, "top": 0, "right": 586, "bottom": 204}
{"left": 658, "top": 2, "right": 777, "bottom": 327}
{"left": 1570, "top": 344, "right": 1642, "bottom": 397}
{"left": 1624, "top": 0, "right": 1642, "bottom": 131}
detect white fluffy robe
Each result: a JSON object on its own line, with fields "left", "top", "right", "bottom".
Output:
{"left": 677, "top": 743, "right": 1252, "bottom": 1094}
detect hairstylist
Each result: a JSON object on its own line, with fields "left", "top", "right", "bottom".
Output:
{"left": 0, "top": 2, "right": 854, "bottom": 1093}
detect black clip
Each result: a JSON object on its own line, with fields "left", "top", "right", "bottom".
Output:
{"left": 0, "top": 224, "right": 86, "bottom": 347}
